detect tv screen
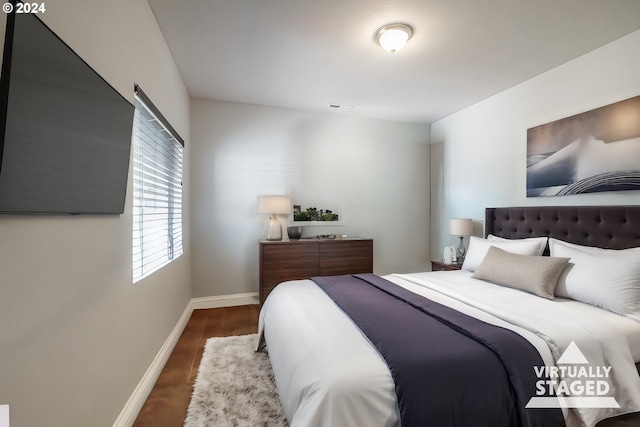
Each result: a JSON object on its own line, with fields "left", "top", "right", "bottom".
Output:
{"left": 0, "top": 9, "right": 134, "bottom": 214}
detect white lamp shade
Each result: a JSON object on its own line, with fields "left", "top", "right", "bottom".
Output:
{"left": 257, "top": 195, "right": 291, "bottom": 215}
{"left": 449, "top": 218, "right": 473, "bottom": 236}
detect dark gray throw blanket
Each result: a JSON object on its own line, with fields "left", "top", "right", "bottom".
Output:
{"left": 311, "top": 273, "right": 565, "bottom": 427}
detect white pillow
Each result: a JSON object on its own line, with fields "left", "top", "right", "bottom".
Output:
{"left": 552, "top": 243, "right": 640, "bottom": 320}
{"left": 461, "top": 236, "right": 547, "bottom": 272}
{"left": 549, "top": 238, "right": 640, "bottom": 256}
{"left": 488, "top": 234, "right": 548, "bottom": 254}
{"left": 488, "top": 234, "right": 549, "bottom": 247}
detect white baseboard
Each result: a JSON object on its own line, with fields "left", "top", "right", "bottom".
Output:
{"left": 113, "top": 292, "right": 258, "bottom": 427}
{"left": 112, "top": 301, "right": 193, "bottom": 427}
{"left": 191, "top": 292, "right": 259, "bottom": 309}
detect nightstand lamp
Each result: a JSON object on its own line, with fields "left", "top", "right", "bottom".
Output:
{"left": 449, "top": 218, "right": 473, "bottom": 261}
{"left": 258, "top": 195, "right": 291, "bottom": 241}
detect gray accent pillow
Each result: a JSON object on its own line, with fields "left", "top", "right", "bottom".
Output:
{"left": 472, "top": 246, "right": 569, "bottom": 299}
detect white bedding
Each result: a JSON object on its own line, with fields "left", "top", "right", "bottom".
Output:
{"left": 257, "top": 271, "right": 640, "bottom": 427}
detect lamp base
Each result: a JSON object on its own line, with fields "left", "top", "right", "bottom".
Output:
{"left": 457, "top": 236, "right": 466, "bottom": 260}
{"left": 266, "top": 215, "right": 282, "bottom": 241}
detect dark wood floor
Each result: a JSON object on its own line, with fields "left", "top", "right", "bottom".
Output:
{"left": 132, "top": 305, "right": 260, "bottom": 427}
{"left": 131, "top": 304, "right": 640, "bottom": 427}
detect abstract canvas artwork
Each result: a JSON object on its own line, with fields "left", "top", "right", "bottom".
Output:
{"left": 527, "top": 95, "right": 640, "bottom": 197}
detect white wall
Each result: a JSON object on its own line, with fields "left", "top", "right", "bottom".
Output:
{"left": 190, "top": 99, "right": 430, "bottom": 297}
{"left": 430, "top": 30, "right": 640, "bottom": 256}
{"left": 0, "top": 2, "right": 191, "bottom": 427}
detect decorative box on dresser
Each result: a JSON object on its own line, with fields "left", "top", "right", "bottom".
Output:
{"left": 259, "top": 238, "right": 373, "bottom": 304}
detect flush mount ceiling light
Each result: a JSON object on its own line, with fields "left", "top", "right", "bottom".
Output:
{"left": 376, "top": 23, "right": 413, "bottom": 53}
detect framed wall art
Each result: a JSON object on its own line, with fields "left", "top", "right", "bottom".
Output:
{"left": 526, "top": 95, "right": 640, "bottom": 197}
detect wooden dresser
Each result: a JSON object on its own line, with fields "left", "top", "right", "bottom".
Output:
{"left": 259, "top": 238, "right": 373, "bottom": 304}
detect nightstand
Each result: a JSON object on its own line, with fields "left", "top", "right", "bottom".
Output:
{"left": 431, "top": 260, "right": 463, "bottom": 271}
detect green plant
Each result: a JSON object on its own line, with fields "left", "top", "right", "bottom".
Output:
{"left": 293, "top": 206, "right": 339, "bottom": 221}
{"left": 322, "top": 211, "right": 339, "bottom": 221}
{"left": 294, "top": 210, "right": 311, "bottom": 221}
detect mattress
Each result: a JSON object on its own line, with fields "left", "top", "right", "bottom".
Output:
{"left": 258, "top": 271, "right": 640, "bottom": 427}
{"left": 403, "top": 271, "right": 640, "bottom": 362}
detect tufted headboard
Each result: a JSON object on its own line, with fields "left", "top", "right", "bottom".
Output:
{"left": 485, "top": 205, "right": 640, "bottom": 250}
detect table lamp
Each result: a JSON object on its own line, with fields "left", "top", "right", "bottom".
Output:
{"left": 258, "top": 195, "right": 291, "bottom": 241}
{"left": 449, "top": 218, "right": 473, "bottom": 261}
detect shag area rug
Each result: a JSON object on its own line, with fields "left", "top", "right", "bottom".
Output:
{"left": 184, "top": 334, "right": 288, "bottom": 426}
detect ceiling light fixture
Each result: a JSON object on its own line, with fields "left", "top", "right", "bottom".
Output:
{"left": 376, "top": 23, "right": 413, "bottom": 53}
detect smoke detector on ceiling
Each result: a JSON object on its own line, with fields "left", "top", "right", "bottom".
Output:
{"left": 329, "top": 104, "right": 355, "bottom": 109}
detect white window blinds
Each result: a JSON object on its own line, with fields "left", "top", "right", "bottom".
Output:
{"left": 132, "top": 85, "right": 184, "bottom": 283}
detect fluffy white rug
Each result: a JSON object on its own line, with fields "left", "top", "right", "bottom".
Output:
{"left": 184, "top": 334, "right": 288, "bottom": 427}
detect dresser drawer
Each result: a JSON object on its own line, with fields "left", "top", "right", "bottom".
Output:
{"left": 319, "top": 240, "right": 373, "bottom": 275}
{"left": 259, "top": 241, "right": 319, "bottom": 303}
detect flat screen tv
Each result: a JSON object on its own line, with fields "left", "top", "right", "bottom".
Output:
{"left": 0, "top": 7, "right": 134, "bottom": 214}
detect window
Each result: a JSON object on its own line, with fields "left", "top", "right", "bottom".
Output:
{"left": 132, "top": 85, "right": 184, "bottom": 282}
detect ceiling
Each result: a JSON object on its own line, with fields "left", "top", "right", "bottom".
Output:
{"left": 147, "top": 0, "right": 640, "bottom": 124}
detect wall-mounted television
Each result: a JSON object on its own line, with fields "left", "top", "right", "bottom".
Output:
{"left": 0, "top": 6, "right": 134, "bottom": 214}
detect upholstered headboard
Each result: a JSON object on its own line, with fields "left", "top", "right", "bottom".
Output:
{"left": 485, "top": 205, "right": 640, "bottom": 250}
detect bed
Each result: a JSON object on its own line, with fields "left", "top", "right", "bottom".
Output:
{"left": 257, "top": 205, "right": 640, "bottom": 427}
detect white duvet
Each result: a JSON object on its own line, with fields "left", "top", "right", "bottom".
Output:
{"left": 257, "top": 271, "right": 640, "bottom": 427}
